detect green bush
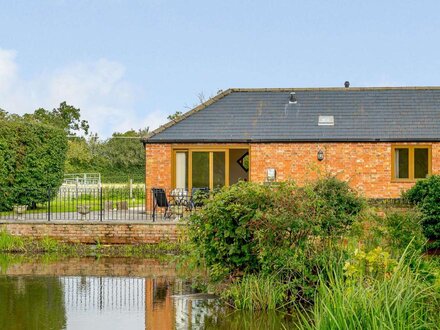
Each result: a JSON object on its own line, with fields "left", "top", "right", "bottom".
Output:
{"left": 385, "top": 210, "right": 426, "bottom": 254}
{"left": 312, "top": 177, "right": 365, "bottom": 236}
{"left": 188, "top": 182, "right": 271, "bottom": 279}
{"left": 187, "top": 177, "right": 365, "bottom": 304}
{"left": 402, "top": 177, "right": 433, "bottom": 204}
{"left": 403, "top": 176, "right": 440, "bottom": 248}
{"left": 349, "top": 208, "right": 426, "bottom": 257}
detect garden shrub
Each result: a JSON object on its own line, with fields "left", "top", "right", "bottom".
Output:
{"left": 187, "top": 182, "right": 272, "bottom": 279}
{"left": 249, "top": 180, "right": 361, "bottom": 301}
{"left": 311, "top": 177, "right": 365, "bottom": 236}
{"left": 343, "top": 247, "right": 397, "bottom": 282}
{"left": 404, "top": 175, "right": 440, "bottom": 248}
{"left": 187, "top": 177, "right": 365, "bottom": 304}
{"left": 350, "top": 208, "right": 426, "bottom": 256}
{"left": 384, "top": 210, "right": 426, "bottom": 254}
{"left": 402, "top": 177, "right": 433, "bottom": 204}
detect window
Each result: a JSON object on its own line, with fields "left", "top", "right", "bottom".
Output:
{"left": 392, "top": 146, "right": 431, "bottom": 181}
{"left": 237, "top": 152, "right": 249, "bottom": 172}
{"left": 173, "top": 148, "right": 230, "bottom": 191}
{"left": 173, "top": 147, "right": 251, "bottom": 190}
{"left": 175, "top": 151, "right": 188, "bottom": 189}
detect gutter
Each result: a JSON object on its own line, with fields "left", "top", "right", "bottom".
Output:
{"left": 142, "top": 137, "right": 440, "bottom": 144}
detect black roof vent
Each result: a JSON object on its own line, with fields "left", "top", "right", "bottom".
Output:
{"left": 289, "top": 92, "right": 297, "bottom": 104}
{"left": 344, "top": 81, "right": 350, "bottom": 88}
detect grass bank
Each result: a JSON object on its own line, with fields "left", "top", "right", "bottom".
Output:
{"left": 0, "top": 230, "right": 181, "bottom": 257}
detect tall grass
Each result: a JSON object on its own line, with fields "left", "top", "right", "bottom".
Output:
{"left": 0, "top": 231, "right": 25, "bottom": 252}
{"left": 298, "top": 253, "right": 440, "bottom": 330}
{"left": 223, "top": 274, "right": 287, "bottom": 311}
{"left": 0, "top": 231, "right": 62, "bottom": 253}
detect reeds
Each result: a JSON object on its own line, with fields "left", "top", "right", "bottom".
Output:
{"left": 0, "top": 231, "right": 25, "bottom": 252}
{"left": 298, "top": 252, "right": 440, "bottom": 330}
{"left": 224, "top": 274, "right": 288, "bottom": 311}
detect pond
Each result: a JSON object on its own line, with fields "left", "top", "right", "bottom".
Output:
{"left": 0, "top": 256, "right": 294, "bottom": 330}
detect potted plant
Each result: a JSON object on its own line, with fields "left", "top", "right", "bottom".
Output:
{"left": 13, "top": 205, "right": 28, "bottom": 219}
{"left": 77, "top": 205, "right": 91, "bottom": 221}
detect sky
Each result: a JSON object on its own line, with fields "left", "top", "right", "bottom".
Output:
{"left": 1, "top": 0, "right": 440, "bottom": 138}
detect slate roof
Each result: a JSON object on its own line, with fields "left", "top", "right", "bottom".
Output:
{"left": 144, "top": 87, "right": 440, "bottom": 143}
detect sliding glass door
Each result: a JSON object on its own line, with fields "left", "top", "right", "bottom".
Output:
{"left": 174, "top": 150, "right": 228, "bottom": 191}
{"left": 212, "top": 152, "right": 225, "bottom": 188}
{"left": 192, "top": 152, "right": 210, "bottom": 189}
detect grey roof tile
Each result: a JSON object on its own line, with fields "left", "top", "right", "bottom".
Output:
{"left": 145, "top": 87, "right": 440, "bottom": 142}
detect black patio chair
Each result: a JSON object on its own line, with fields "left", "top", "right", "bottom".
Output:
{"left": 151, "top": 188, "right": 172, "bottom": 221}
{"left": 189, "top": 187, "right": 209, "bottom": 210}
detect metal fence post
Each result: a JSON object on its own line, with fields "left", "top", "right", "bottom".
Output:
{"left": 47, "top": 188, "right": 51, "bottom": 222}
{"left": 151, "top": 190, "right": 155, "bottom": 222}
{"left": 99, "top": 186, "right": 103, "bottom": 222}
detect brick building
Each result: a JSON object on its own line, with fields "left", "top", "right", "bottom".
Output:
{"left": 142, "top": 87, "right": 440, "bottom": 199}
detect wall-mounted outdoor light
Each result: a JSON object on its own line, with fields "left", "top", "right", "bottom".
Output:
{"left": 267, "top": 168, "right": 276, "bottom": 182}
{"left": 317, "top": 149, "right": 324, "bottom": 161}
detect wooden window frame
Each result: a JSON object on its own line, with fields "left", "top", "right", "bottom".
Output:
{"left": 172, "top": 145, "right": 250, "bottom": 191}
{"left": 391, "top": 145, "right": 432, "bottom": 182}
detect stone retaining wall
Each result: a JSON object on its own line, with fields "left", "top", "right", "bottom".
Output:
{"left": 3, "top": 257, "right": 177, "bottom": 277}
{"left": 0, "top": 221, "right": 184, "bottom": 244}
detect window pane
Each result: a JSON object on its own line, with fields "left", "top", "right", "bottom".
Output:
{"left": 175, "top": 152, "right": 188, "bottom": 189}
{"left": 395, "top": 148, "right": 409, "bottom": 179}
{"left": 213, "top": 152, "right": 225, "bottom": 188}
{"left": 414, "top": 148, "right": 429, "bottom": 179}
{"left": 192, "top": 152, "right": 209, "bottom": 189}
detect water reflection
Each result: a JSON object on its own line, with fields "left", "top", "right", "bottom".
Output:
{"left": 0, "top": 276, "right": 66, "bottom": 330}
{"left": 0, "top": 257, "right": 294, "bottom": 330}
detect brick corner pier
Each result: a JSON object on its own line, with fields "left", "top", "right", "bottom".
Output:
{"left": 0, "top": 221, "right": 185, "bottom": 244}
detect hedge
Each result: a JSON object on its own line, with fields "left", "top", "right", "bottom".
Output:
{"left": 0, "top": 119, "right": 68, "bottom": 210}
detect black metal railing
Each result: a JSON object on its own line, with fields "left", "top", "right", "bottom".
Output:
{"left": 0, "top": 186, "right": 205, "bottom": 222}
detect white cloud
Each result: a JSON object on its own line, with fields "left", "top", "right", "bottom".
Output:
{"left": 0, "top": 49, "right": 18, "bottom": 91}
{"left": 0, "top": 48, "right": 161, "bottom": 137}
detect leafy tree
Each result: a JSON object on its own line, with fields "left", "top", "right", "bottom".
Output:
{"left": 0, "top": 108, "right": 7, "bottom": 119}
{"left": 63, "top": 128, "right": 149, "bottom": 183}
{"left": 64, "top": 138, "right": 93, "bottom": 173}
{"left": 101, "top": 129, "right": 148, "bottom": 167}
{"left": 24, "top": 101, "right": 89, "bottom": 136}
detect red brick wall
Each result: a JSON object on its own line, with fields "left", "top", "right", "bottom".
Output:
{"left": 145, "top": 144, "right": 172, "bottom": 209}
{"left": 0, "top": 222, "right": 183, "bottom": 244}
{"left": 250, "top": 142, "right": 440, "bottom": 198}
{"left": 145, "top": 142, "right": 440, "bottom": 199}
{"left": 146, "top": 144, "right": 172, "bottom": 191}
